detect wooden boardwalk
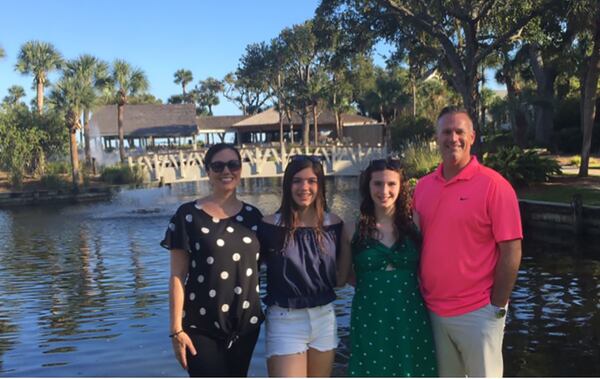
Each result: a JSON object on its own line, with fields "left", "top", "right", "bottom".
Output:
{"left": 128, "top": 144, "right": 387, "bottom": 184}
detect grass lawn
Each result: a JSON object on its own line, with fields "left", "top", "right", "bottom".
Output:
{"left": 518, "top": 175, "right": 600, "bottom": 206}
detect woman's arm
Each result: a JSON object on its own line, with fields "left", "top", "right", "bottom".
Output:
{"left": 412, "top": 211, "right": 421, "bottom": 231}
{"left": 336, "top": 220, "right": 354, "bottom": 287}
{"left": 170, "top": 249, "right": 196, "bottom": 370}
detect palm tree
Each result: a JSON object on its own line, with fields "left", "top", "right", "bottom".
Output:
{"left": 64, "top": 55, "right": 109, "bottom": 165}
{"left": 15, "top": 41, "right": 63, "bottom": 114}
{"left": 174, "top": 69, "right": 193, "bottom": 99}
{"left": 3, "top": 85, "right": 26, "bottom": 106}
{"left": 0, "top": 45, "right": 5, "bottom": 60}
{"left": 49, "top": 76, "right": 94, "bottom": 190}
{"left": 110, "top": 59, "right": 149, "bottom": 163}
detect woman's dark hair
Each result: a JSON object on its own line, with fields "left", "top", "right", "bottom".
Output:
{"left": 278, "top": 156, "right": 328, "bottom": 246}
{"left": 355, "top": 158, "right": 420, "bottom": 249}
{"left": 203, "top": 143, "right": 241, "bottom": 171}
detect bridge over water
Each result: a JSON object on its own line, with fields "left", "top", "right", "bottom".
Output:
{"left": 128, "top": 144, "right": 387, "bottom": 184}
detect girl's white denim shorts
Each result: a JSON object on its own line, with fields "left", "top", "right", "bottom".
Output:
{"left": 265, "top": 302, "right": 339, "bottom": 358}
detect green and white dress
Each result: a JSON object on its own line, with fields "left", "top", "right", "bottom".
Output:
{"left": 348, "top": 235, "right": 437, "bottom": 377}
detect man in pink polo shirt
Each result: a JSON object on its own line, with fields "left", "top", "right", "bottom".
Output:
{"left": 413, "top": 107, "right": 522, "bottom": 377}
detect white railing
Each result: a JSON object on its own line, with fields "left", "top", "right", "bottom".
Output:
{"left": 128, "top": 144, "right": 387, "bottom": 184}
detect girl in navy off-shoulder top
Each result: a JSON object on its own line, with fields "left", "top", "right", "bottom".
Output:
{"left": 257, "top": 156, "right": 351, "bottom": 377}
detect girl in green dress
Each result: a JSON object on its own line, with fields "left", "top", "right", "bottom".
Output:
{"left": 347, "top": 158, "right": 437, "bottom": 377}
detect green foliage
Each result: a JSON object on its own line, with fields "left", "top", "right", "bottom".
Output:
{"left": 39, "top": 173, "right": 69, "bottom": 190}
{"left": 174, "top": 69, "right": 194, "bottom": 96}
{"left": 194, "top": 77, "right": 224, "bottom": 115}
{"left": 390, "top": 116, "right": 435, "bottom": 150}
{"left": 46, "top": 160, "right": 70, "bottom": 175}
{"left": 355, "top": 66, "right": 410, "bottom": 123}
{"left": 482, "top": 132, "right": 515, "bottom": 154}
{"left": 0, "top": 106, "right": 68, "bottom": 187}
{"left": 552, "top": 97, "right": 600, "bottom": 153}
{"left": 15, "top": 40, "right": 64, "bottom": 113}
{"left": 100, "top": 164, "right": 143, "bottom": 185}
{"left": 398, "top": 139, "right": 440, "bottom": 179}
{"left": 111, "top": 59, "right": 150, "bottom": 103}
{"left": 484, "top": 147, "right": 562, "bottom": 188}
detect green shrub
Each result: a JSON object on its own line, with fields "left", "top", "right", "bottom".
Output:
{"left": 399, "top": 139, "right": 440, "bottom": 179}
{"left": 40, "top": 173, "right": 69, "bottom": 190}
{"left": 46, "top": 161, "right": 71, "bottom": 175}
{"left": 100, "top": 164, "right": 143, "bottom": 185}
{"left": 390, "top": 116, "right": 435, "bottom": 150}
{"left": 484, "top": 146, "right": 561, "bottom": 188}
{"left": 482, "top": 132, "right": 515, "bottom": 154}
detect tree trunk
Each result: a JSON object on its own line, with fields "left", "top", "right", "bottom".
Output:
{"left": 334, "top": 111, "right": 343, "bottom": 140}
{"left": 443, "top": 63, "right": 481, "bottom": 156}
{"left": 286, "top": 109, "right": 294, "bottom": 144}
{"left": 36, "top": 79, "right": 44, "bottom": 115}
{"left": 69, "top": 126, "right": 80, "bottom": 191}
{"left": 84, "top": 109, "right": 92, "bottom": 166}
{"left": 501, "top": 51, "right": 528, "bottom": 148}
{"left": 579, "top": 13, "right": 600, "bottom": 177}
{"left": 279, "top": 109, "right": 284, "bottom": 145}
{"left": 118, "top": 101, "right": 126, "bottom": 163}
{"left": 529, "top": 45, "right": 557, "bottom": 147}
{"left": 313, "top": 105, "right": 319, "bottom": 145}
{"left": 533, "top": 75, "right": 557, "bottom": 147}
{"left": 303, "top": 107, "right": 310, "bottom": 147}
{"left": 459, "top": 86, "right": 481, "bottom": 156}
{"left": 411, "top": 79, "right": 417, "bottom": 117}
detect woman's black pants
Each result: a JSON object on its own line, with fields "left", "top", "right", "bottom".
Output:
{"left": 185, "top": 328, "right": 260, "bottom": 377}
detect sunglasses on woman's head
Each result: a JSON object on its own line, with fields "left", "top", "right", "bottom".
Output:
{"left": 289, "top": 155, "right": 324, "bottom": 164}
{"left": 207, "top": 160, "right": 242, "bottom": 173}
{"left": 369, "top": 158, "right": 402, "bottom": 170}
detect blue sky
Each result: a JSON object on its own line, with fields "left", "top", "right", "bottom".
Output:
{"left": 0, "top": 0, "right": 329, "bottom": 115}
{"left": 0, "top": 1, "right": 500, "bottom": 116}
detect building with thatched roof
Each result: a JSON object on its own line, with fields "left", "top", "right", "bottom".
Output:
{"left": 89, "top": 104, "right": 197, "bottom": 149}
{"left": 231, "top": 108, "right": 383, "bottom": 144}
{"left": 196, "top": 115, "right": 247, "bottom": 144}
{"left": 89, "top": 104, "right": 384, "bottom": 150}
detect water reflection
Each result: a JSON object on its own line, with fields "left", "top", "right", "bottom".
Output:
{"left": 0, "top": 178, "right": 598, "bottom": 376}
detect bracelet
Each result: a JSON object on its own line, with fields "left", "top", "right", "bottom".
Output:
{"left": 169, "top": 330, "right": 184, "bottom": 338}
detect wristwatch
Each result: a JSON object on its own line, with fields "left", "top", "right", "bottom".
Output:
{"left": 491, "top": 304, "right": 507, "bottom": 319}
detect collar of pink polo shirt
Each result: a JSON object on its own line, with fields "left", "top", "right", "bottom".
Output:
{"left": 434, "top": 156, "right": 480, "bottom": 185}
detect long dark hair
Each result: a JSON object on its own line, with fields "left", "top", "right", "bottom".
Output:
{"left": 277, "top": 157, "right": 328, "bottom": 246}
{"left": 355, "top": 159, "right": 420, "bottom": 249}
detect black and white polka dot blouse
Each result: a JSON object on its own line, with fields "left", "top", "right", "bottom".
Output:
{"left": 161, "top": 201, "right": 264, "bottom": 343}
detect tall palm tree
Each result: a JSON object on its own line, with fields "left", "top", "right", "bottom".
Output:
{"left": 0, "top": 45, "right": 5, "bottom": 60}
{"left": 15, "top": 41, "right": 63, "bottom": 114}
{"left": 3, "top": 85, "right": 26, "bottom": 105}
{"left": 65, "top": 55, "right": 109, "bottom": 165}
{"left": 49, "top": 76, "right": 94, "bottom": 190}
{"left": 111, "top": 59, "right": 149, "bottom": 163}
{"left": 174, "top": 69, "right": 193, "bottom": 99}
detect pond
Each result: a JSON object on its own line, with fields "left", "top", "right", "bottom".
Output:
{"left": 0, "top": 178, "right": 598, "bottom": 376}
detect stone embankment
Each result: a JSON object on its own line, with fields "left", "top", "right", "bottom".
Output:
{"left": 520, "top": 196, "right": 600, "bottom": 237}
{"left": 0, "top": 187, "right": 114, "bottom": 208}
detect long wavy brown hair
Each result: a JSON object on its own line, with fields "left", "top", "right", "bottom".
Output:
{"left": 355, "top": 159, "right": 420, "bottom": 249}
{"left": 277, "top": 157, "right": 328, "bottom": 248}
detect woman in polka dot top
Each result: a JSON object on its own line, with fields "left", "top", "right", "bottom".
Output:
{"left": 257, "top": 156, "right": 352, "bottom": 377}
{"left": 161, "top": 144, "right": 264, "bottom": 377}
{"left": 347, "top": 158, "right": 437, "bottom": 377}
